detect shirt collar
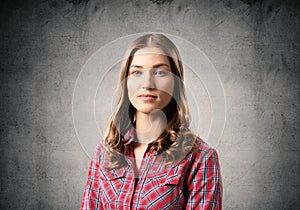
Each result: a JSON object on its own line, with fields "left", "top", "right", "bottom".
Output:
{"left": 123, "top": 126, "right": 135, "bottom": 146}
{"left": 123, "top": 127, "right": 158, "bottom": 156}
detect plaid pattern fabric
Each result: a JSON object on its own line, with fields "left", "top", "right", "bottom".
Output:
{"left": 80, "top": 128, "right": 222, "bottom": 209}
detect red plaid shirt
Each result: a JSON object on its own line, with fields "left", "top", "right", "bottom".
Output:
{"left": 81, "top": 128, "right": 222, "bottom": 209}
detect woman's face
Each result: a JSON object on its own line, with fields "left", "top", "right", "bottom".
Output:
{"left": 127, "top": 47, "right": 175, "bottom": 115}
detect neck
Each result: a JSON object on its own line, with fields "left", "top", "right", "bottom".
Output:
{"left": 135, "top": 110, "right": 167, "bottom": 144}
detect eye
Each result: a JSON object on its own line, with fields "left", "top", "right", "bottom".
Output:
{"left": 153, "top": 69, "right": 169, "bottom": 77}
{"left": 131, "top": 70, "right": 142, "bottom": 76}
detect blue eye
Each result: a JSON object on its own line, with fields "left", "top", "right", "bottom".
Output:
{"left": 132, "top": 70, "right": 142, "bottom": 76}
{"left": 154, "top": 70, "right": 168, "bottom": 77}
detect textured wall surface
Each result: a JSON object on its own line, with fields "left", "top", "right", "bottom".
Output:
{"left": 1, "top": 0, "right": 299, "bottom": 209}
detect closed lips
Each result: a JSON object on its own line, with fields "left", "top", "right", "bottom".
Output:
{"left": 138, "top": 94, "right": 157, "bottom": 98}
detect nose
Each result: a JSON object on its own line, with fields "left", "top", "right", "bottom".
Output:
{"left": 142, "top": 69, "right": 155, "bottom": 90}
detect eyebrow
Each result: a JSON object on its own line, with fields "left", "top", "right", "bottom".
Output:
{"left": 129, "top": 63, "right": 170, "bottom": 69}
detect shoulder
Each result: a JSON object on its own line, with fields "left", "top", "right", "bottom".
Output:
{"left": 90, "top": 140, "right": 112, "bottom": 168}
{"left": 194, "top": 135, "right": 213, "bottom": 152}
{"left": 93, "top": 140, "right": 105, "bottom": 158}
{"left": 179, "top": 135, "right": 222, "bottom": 186}
{"left": 188, "top": 135, "right": 221, "bottom": 168}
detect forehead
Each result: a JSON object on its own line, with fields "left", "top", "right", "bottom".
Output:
{"left": 131, "top": 47, "right": 170, "bottom": 65}
{"left": 134, "top": 47, "right": 166, "bottom": 56}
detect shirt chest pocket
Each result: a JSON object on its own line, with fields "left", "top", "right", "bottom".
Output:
{"left": 98, "top": 167, "right": 126, "bottom": 204}
{"left": 141, "top": 169, "right": 183, "bottom": 207}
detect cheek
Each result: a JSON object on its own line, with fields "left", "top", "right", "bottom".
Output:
{"left": 126, "top": 78, "right": 140, "bottom": 99}
{"left": 156, "top": 78, "right": 175, "bottom": 96}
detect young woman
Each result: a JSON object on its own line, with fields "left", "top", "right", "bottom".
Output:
{"left": 81, "top": 34, "right": 222, "bottom": 209}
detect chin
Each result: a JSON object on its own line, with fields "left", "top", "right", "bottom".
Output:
{"left": 132, "top": 101, "right": 169, "bottom": 113}
{"left": 135, "top": 105, "right": 161, "bottom": 114}
{"left": 136, "top": 108, "right": 156, "bottom": 114}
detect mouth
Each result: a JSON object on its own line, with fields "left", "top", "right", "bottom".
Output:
{"left": 138, "top": 94, "right": 157, "bottom": 98}
{"left": 138, "top": 94, "right": 158, "bottom": 100}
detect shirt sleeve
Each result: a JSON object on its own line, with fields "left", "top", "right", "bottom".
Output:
{"left": 186, "top": 149, "right": 223, "bottom": 210}
{"left": 80, "top": 144, "right": 102, "bottom": 210}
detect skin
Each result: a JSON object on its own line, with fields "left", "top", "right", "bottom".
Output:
{"left": 126, "top": 47, "right": 175, "bottom": 169}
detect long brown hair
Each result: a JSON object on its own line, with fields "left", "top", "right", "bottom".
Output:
{"left": 104, "top": 34, "right": 198, "bottom": 170}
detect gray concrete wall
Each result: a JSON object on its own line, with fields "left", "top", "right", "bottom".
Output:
{"left": 0, "top": 0, "right": 299, "bottom": 209}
